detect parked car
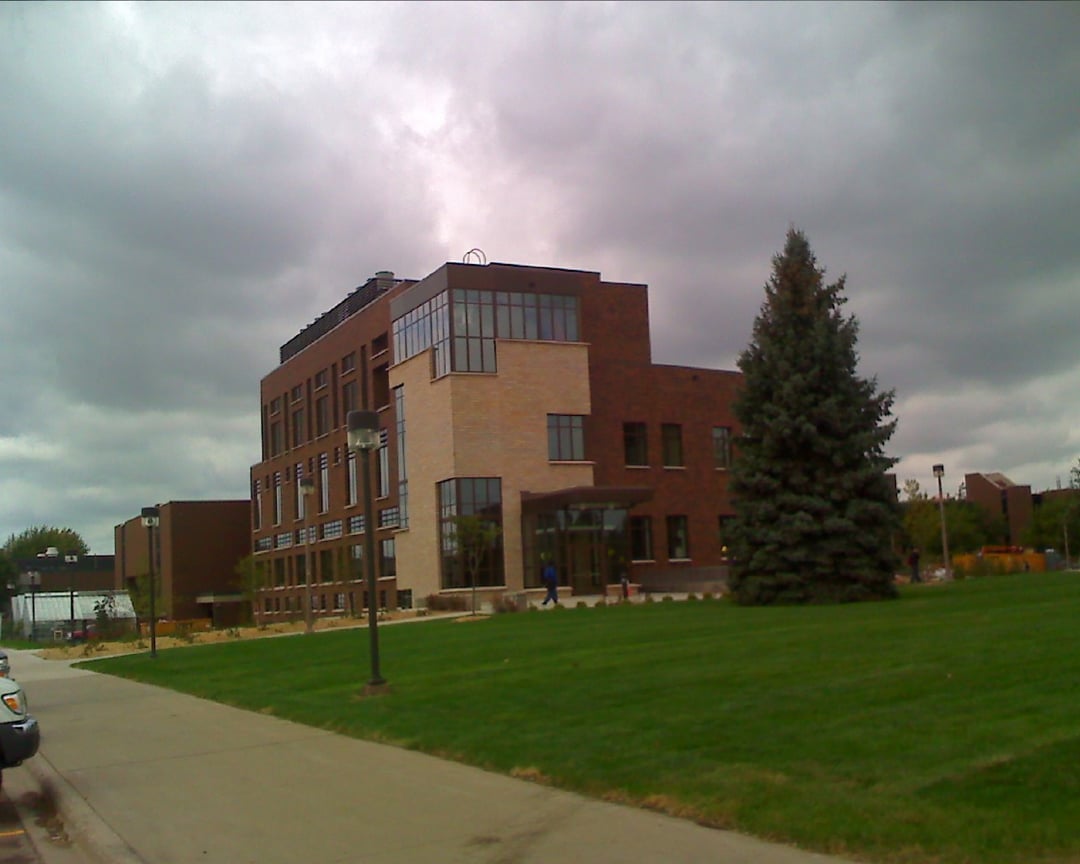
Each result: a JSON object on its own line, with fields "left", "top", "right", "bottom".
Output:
{"left": 0, "top": 676, "right": 39, "bottom": 787}
{"left": 0, "top": 650, "right": 9, "bottom": 677}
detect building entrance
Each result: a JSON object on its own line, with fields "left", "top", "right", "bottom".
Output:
{"left": 526, "top": 507, "right": 630, "bottom": 596}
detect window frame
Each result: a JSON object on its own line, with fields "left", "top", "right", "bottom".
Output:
{"left": 661, "top": 423, "right": 684, "bottom": 468}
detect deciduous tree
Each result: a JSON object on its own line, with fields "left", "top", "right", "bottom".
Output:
{"left": 3, "top": 525, "right": 89, "bottom": 560}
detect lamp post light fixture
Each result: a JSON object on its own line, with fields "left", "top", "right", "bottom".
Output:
{"left": 299, "top": 474, "right": 316, "bottom": 634}
{"left": 347, "top": 409, "right": 387, "bottom": 694}
{"left": 140, "top": 506, "right": 160, "bottom": 658}
{"left": 932, "top": 465, "right": 952, "bottom": 580}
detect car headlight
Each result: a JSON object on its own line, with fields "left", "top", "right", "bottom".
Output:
{"left": 2, "top": 690, "right": 26, "bottom": 716}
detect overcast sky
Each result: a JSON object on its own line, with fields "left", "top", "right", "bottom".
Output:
{"left": 2, "top": 2, "right": 1078, "bottom": 554}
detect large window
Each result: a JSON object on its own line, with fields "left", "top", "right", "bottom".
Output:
{"left": 392, "top": 288, "right": 580, "bottom": 377}
{"left": 630, "top": 516, "right": 653, "bottom": 561}
{"left": 438, "top": 477, "right": 504, "bottom": 589}
{"left": 453, "top": 289, "right": 497, "bottom": 373}
{"left": 713, "top": 426, "right": 732, "bottom": 469}
{"left": 624, "top": 422, "right": 648, "bottom": 466}
{"left": 667, "top": 515, "right": 690, "bottom": 560}
{"left": 547, "top": 414, "right": 585, "bottom": 461}
{"left": 661, "top": 424, "right": 684, "bottom": 467}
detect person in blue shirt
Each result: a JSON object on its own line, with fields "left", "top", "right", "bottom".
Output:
{"left": 541, "top": 560, "right": 559, "bottom": 606}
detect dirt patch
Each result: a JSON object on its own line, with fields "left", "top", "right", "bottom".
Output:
{"left": 37, "top": 612, "right": 420, "bottom": 661}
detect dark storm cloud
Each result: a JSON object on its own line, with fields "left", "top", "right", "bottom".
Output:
{"left": 1, "top": 1, "right": 1078, "bottom": 550}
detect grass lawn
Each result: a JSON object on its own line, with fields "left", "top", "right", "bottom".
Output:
{"left": 83, "top": 572, "right": 1080, "bottom": 864}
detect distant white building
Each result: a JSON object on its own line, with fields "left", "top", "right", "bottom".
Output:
{"left": 9, "top": 591, "right": 136, "bottom": 642}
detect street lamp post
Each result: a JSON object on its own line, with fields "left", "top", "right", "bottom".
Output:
{"left": 300, "top": 474, "right": 316, "bottom": 634}
{"left": 932, "top": 465, "right": 952, "bottom": 580}
{"left": 27, "top": 571, "right": 41, "bottom": 642}
{"left": 141, "top": 506, "right": 160, "bottom": 658}
{"left": 347, "top": 409, "right": 387, "bottom": 694}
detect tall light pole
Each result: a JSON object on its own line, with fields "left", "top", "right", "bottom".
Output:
{"left": 141, "top": 506, "right": 160, "bottom": 658}
{"left": 300, "top": 474, "right": 316, "bottom": 634}
{"left": 932, "top": 465, "right": 951, "bottom": 580}
{"left": 347, "top": 410, "right": 387, "bottom": 694}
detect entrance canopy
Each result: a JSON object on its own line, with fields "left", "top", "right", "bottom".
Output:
{"left": 520, "top": 485, "right": 653, "bottom": 513}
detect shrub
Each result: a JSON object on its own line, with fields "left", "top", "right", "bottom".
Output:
{"left": 425, "top": 594, "right": 469, "bottom": 612}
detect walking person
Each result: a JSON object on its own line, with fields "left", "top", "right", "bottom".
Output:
{"left": 541, "top": 560, "right": 559, "bottom": 606}
{"left": 908, "top": 547, "right": 921, "bottom": 583}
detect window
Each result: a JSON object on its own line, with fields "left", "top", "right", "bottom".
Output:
{"left": 718, "top": 516, "right": 733, "bottom": 558}
{"left": 377, "top": 430, "right": 390, "bottom": 498}
{"left": 314, "top": 369, "right": 328, "bottom": 389}
{"left": 319, "top": 453, "right": 329, "bottom": 513}
{"left": 252, "top": 479, "right": 262, "bottom": 531}
{"left": 373, "top": 363, "right": 390, "bottom": 408}
{"left": 272, "top": 473, "right": 282, "bottom": 525}
{"left": 547, "top": 414, "right": 585, "bottom": 461}
{"left": 372, "top": 332, "right": 389, "bottom": 356}
{"left": 438, "top": 477, "right": 504, "bottom": 589}
{"left": 346, "top": 450, "right": 358, "bottom": 506}
{"left": 624, "top": 422, "right": 648, "bottom": 467}
{"left": 630, "top": 516, "right": 653, "bottom": 561}
{"left": 342, "top": 380, "right": 358, "bottom": 416}
{"left": 290, "top": 385, "right": 303, "bottom": 403}
{"left": 667, "top": 515, "right": 690, "bottom": 560}
{"left": 713, "top": 426, "right": 732, "bottom": 469}
{"left": 270, "top": 422, "right": 284, "bottom": 457}
{"left": 661, "top": 424, "right": 684, "bottom": 467}
{"left": 342, "top": 352, "right": 355, "bottom": 373}
{"left": 291, "top": 409, "right": 305, "bottom": 447}
{"left": 379, "top": 507, "right": 401, "bottom": 529}
{"left": 270, "top": 397, "right": 282, "bottom": 415}
{"left": 380, "top": 538, "right": 396, "bottom": 578}
{"left": 395, "top": 386, "right": 409, "bottom": 528}
{"left": 295, "top": 464, "right": 306, "bottom": 520}
{"left": 393, "top": 289, "right": 579, "bottom": 378}
{"left": 451, "top": 289, "right": 497, "bottom": 373}
{"left": 315, "top": 396, "right": 330, "bottom": 437}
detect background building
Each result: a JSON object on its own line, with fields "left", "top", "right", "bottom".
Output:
{"left": 13, "top": 550, "right": 115, "bottom": 593}
{"left": 964, "top": 472, "right": 1034, "bottom": 546}
{"left": 115, "top": 500, "right": 251, "bottom": 626}
{"left": 250, "top": 261, "right": 742, "bottom": 619}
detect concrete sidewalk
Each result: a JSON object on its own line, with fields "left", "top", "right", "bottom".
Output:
{"left": 4, "top": 649, "right": 860, "bottom": 864}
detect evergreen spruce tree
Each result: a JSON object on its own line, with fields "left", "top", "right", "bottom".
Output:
{"left": 728, "top": 229, "right": 899, "bottom": 604}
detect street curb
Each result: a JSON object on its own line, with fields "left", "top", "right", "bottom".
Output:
{"left": 21, "top": 753, "right": 144, "bottom": 864}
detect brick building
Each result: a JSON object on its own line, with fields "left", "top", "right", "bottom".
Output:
{"left": 14, "top": 551, "right": 115, "bottom": 593}
{"left": 964, "top": 472, "right": 1034, "bottom": 546}
{"left": 114, "top": 500, "right": 251, "bottom": 626}
{"left": 250, "top": 261, "right": 742, "bottom": 620}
